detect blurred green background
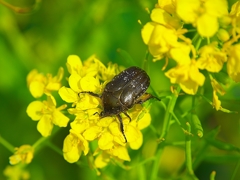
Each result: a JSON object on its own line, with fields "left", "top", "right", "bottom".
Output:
{"left": 1, "top": 0, "right": 240, "bottom": 180}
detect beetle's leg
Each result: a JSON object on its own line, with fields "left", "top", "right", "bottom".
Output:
{"left": 79, "top": 91, "right": 101, "bottom": 98}
{"left": 116, "top": 114, "right": 127, "bottom": 143}
{"left": 123, "top": 112, "right": 132, "bottom": 122}
{"left": 135, "top": 93, "right": 160, "bottom": 104}
{"left": 93, "top": 112, "right": 100, "bottom": 116}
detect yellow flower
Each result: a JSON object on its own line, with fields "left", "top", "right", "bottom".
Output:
{"left": 229, "top": 1, "right": 240, "bottom": 37}
{"left": 227, "top": 43, "right": 240, "bottom": 82}
{"left": 66, "top": 54, "right": 106, "bottom": 78}
{"left": 59, "top": 75, "right": 101, "bottom": 106}
{"left": 217, "top": 28, "right": 230, "bottom": 42}
{"left": 60, "top": 55, "right": 153, "bottom": 166}
{"left": 176, "top": 0, "right": 228, "bottom": 37}
{"left": 26, "top": 95, "right": 69, "bottom": 137}
{"left": 9, "top": 145, "right": 34, "bottom": 165}
{"left": 109, "top": 145, "right": 130, "bottom": 161}
{"left": 165, "top": 60, "right": 205, "bottom": 95}
{"left": 141, "top": 22, "right": 179, "bottom": 60}
{"left": 213, "top": 90, "right": 221, "bottom": 111}
{"left": 210, "top": 77, "right": 225, "bottom": 111}
{"left": 100, "top": 62, "right": 124, "bottom": 82}
{"left": 27, "top": 67, "right": 64, "bottom": 98}
{"left": 197, "top": 42, "right": 227, "bottom": 72}
{"left": 66, "top": 55, "right": 83, "bottom": 75}
{"left": 94, "top": 152, "right": 110, "bottom": 168}
{"left": 150, "top": 6, "right": 182, "bottom": 30}
{"left": 158, "top": 0, "right": 176, "bottom": 15}
{"left": 63, "top": 129, "right": 89, "bottom": 163}
{"left": 4, "top": 165, "right": 30, "bottom": 180}
{"left": 210, "top": 77, "right": 225, "bottom": 96}
{"left": 169, "top": 43, "right": 191, "bottom": 65}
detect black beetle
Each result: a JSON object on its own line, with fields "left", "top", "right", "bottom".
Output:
{"left": 80, "top": 66, "right": 160, "bottom": 142}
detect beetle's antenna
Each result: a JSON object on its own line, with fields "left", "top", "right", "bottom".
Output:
{"left": 116, "top": 114, "right": 127, "bottom": 143}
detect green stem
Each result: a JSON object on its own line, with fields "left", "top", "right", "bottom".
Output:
{"left": 192, "top": 141, "right": 208, "bottom": 169}
{"left": 150, "top": 86, "right": 181, "bottom": 180}
{"left": 185, "top": 122, "right": 198, "bottom": 180}
{"left": 159, "top": 86, "right": 180, "bottom": 140}
{"left": 32, "top": 126, "right": 60, "bottom": 152}
{"left": 32, "top": 136, "right": 49, "bottom": 151}
{"left": 185, "top": 122, "right": 194, "bottom": 175}
{"left": 46, "top": 142, "right": 63, "bottom": 156}
{"left": 138, "top": 163, "right": 146, "bottom": 180}
{"left": 192, "top": 33, "right": 199, "bottom": 44}
{"left": 195, "top": 35, "right": 203, "bottom": 51}
{"left": 0, "top": 135, "right": 15, "bottom": 153}
{"left": 231, "top": 160, "right": 240, "bottom": 180}
{"left": 150, "top": 146, "right": 164, "bottom": 180}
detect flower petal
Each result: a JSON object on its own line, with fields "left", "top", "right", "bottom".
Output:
{"left": 66, "top": 55, "right": 83, "bottom": 75}
{"left": 52, "top": 109, "right": 70, "bottom": 127}
{"left": 37, "top": 116, "right": 53, "bottom": 137}
{"left": 59, "top": 86, "right": 78, "bottom": 103}
{"left": 26, "top": 101, "right": 43, "bottom": 121}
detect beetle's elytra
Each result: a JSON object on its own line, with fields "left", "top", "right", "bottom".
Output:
{"left": 80, "top": 66, "right": 160, "bottom": 142}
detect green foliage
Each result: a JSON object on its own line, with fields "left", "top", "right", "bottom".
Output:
{"left": 1, "top": 0, "right": 240, "bottom": 180}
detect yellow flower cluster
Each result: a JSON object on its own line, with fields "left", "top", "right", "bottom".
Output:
{"left": 59, "top": 55, "right": 151, "bottom": 168}
{"left": 141, "top": 0, "right": 240, "bottom": 110}
{"left": 24, "top": 55, "right": 152, "bottom": 168}
{"left": 9, "top": 145, "right": 34, "bottom": 165}
{"left": 26, "top": 68, "right": 69, "bottom": 137}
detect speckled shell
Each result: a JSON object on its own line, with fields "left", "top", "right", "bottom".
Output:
{"left": 101, "top": 66, "right": 150, "bottom": 116}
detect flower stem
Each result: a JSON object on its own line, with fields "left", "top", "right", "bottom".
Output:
{"left": 185, "top": 122, "right": 194, "bottom": 175}
{"left": 231, "top": 160, "right": 240, "bottom": 180}
{"left": 32, "top": 136, "right": 49, "bottom": 151}
{"left": 0, "top": 135, "right": 15, "bottom": 153}
{"left": 150, "top": 86, "right": 180, "bottom": 180}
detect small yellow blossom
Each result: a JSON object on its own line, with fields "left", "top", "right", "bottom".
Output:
{"left": 26, "top": 95, "right": 69, "bottom": 137}
{"left": 59, "top": 79, "right": 101, "bottom": 107}
{"left": 169, "top": 43, "right": 191, "bottom": 65}
{"left": 176, "top": 0, "right": 228, "bottom": 37}
{"left": 150, "top": 7, "right": 182, "bottom": 30}
{"left": 66, "top": 54, "right": 106, "bottom": 78}
{"left": 210, "top": 76, "right": 225, "bottom": 111}
{"left": 210, "top": 76, "right": 225, "bottom": 96}
{"left": 27, "top": 67, "right": 64, "bottom": 98}
{"left": 165, "top": 60, "right": 205, "bottom": 95}
{"left": 4, "top": 165, "right": 30, "bottom": 180}
{"left": 229, "top": 1, "right": 240, "bottom": 37}
{"left": 217, "top": 28, "right": 230, "bottom": 42}
{"left": 110, "top": 145, "right": 130, "bottom": 161}
{"left": 63, "top": 129, "right": 89, "bottom": 163}
{"left": 227, "top": 43, "right": 240, "bottom": 82}
{"left": 141, "top": 22, "right": 179, "bottom": 60}
{"left": 213, "top": 90, "right": 221, "bottom": 111}
{"left": 94, "top": 152, "right": 110, "bottom": 168}
{"left": 158, "top": 0, "right": 176, "bottom": 15}
{"left": 9, "top": 145, "right": 34, "bottom": 165}
{"left": 66, "top": 55, "right": 83, "bottom": 75}
{"left": 197, "top": 42, "right": 227, "bottom": 72}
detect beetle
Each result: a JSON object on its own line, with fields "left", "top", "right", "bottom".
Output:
{"left": 80, "top": 66, "right": 160, "bottom": 142}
